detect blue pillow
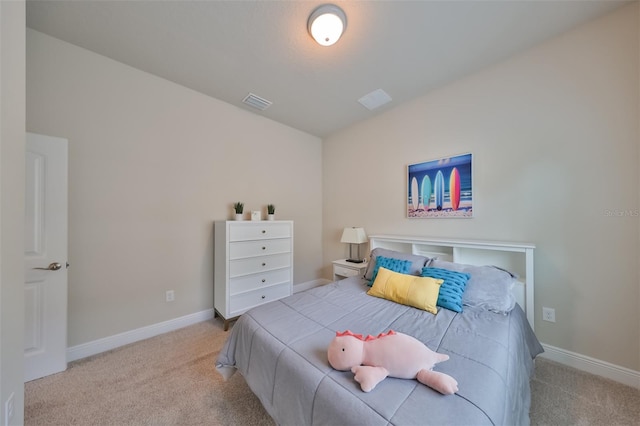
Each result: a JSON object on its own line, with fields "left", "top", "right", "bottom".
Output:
{"left": 421, "top": 267, "right": 471, "bottom": 313}
{"left": 369, "top": 256, "right": 413, "bottom": 285}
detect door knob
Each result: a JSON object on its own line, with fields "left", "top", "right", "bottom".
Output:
{"left": 33, "top": 262, "right": 62, "bottom": 271}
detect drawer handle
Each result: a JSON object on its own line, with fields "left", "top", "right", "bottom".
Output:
{"left": 262, "top": 262, "right": 266, "bottom": 266}
{"left": 261, "top": 279, "right": 266, "bottom": 283}
{"left": 261, "top": 295, "right": 266, "bottom": 299}
{"left": 261, "top": 230, "right": 266, "bottom": 234}
{"left": 262, "top": 246, "right": 266, "bottom": 250}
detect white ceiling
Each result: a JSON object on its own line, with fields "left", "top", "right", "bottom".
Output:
{"left": 26, "top": 0, "right": 629, "bottom": 138}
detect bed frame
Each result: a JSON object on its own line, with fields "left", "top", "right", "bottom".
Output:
{"left": 369, "top": 235, "right": 536, "bottom": 330}
{"left": 217, "top": 234, "right": 542, "bottom": 425}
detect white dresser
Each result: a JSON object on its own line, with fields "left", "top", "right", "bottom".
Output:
{"left": 214, "top": 220, "right": 293, "bottom": 330}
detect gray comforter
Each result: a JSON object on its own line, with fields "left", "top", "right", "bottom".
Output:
{"left": 216, "top": 277, "right": 543, "bottom": 425}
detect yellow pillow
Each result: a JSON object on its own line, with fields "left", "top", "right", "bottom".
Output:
{"left": 367, "top": 267, "right": 443, "bottom": 314}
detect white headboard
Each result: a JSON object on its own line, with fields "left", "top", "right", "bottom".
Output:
{"left": 369, "top": 235, "right": 536, "bottom": 330}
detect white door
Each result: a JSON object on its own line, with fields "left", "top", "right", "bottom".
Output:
{"left": 24, "top": 132, "right": 68, "bottom": 382}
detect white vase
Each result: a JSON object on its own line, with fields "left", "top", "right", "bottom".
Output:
{"left": 235, "top": 213, "right": 243, "bottom": 221}
{"left": 268, "top": 214, "right": 275, "bottom": 221}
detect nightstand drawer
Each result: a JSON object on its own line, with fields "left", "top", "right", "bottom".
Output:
{"left": 229, "top": 222, "right": 292, "bottom": 241}
{"left": 332, "top": 259, "right": 368, "bottom": 281}
{"left": 229, "top": 283, "right": 291, "bottom": 315}
{"left": 229, "top": 268, "right": 291, "bottom": 294}
{"left": 229, "top": 253, "right": 291, "bottom": 277}
{"left": 229, "top": 239, "right": 291, "bottom": 260}
{"left": 334, "top": 265, "right": 363, "bottom": 278}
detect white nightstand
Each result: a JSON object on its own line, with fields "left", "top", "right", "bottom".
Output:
{"left": 332, "top": 259, "right": 368, "bottom": 281}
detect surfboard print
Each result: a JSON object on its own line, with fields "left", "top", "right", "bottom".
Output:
{"left": 449, "top": 167, "right": 461, "bottom": 210}
{"left": 421, "top": 175, "right": 432, "bottom": 211}
{"left": 434, "top": 171, "right": 444, "bottom": 210}
{"left": 411, "top": 177, "right": 419, "bottom": 211}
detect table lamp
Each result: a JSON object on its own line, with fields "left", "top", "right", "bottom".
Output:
{"left": 340, "top": 227, "right": 367, "bottom": 263}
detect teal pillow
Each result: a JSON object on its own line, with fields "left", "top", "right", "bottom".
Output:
{"left": 369, "top": 256, "right": 413, "bottom": 285}
{"left": 421, "top": 267, "right": 470, "bottom": 313}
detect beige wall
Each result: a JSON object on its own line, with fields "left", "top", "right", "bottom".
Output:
{"left": 26, "top": 30, "right": 323, "bottom": 347}
{"left": 1, "top": 1, "right": 26, "bottom": 424}
{"left": 324, "top": 4, "right": 639, "bottom": 371}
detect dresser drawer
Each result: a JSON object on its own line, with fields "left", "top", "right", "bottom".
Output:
{"left": 229, "top": 283, "right": 291, "bottom": 315}
{"left": 229, "top": 268, "right": 291, "bottom": 295}
{"left": 229, "top": 222, "right": 292, "bottom": 242}
{"left": 229, "top": 253, "right": 291, "bottom": 277}
{"left": 229, "top": 239, "right": 291, "bottom": 260}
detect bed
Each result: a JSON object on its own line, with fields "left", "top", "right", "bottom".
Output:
{"left": 216, "top": 235, "right": 544, "bottom": 425}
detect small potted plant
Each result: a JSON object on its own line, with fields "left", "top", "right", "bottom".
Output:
{"left": 234, "top": 202, "right": 244, "bottom": 221}
{"left": 267, "top": 204, "right": 276, "bottom": 221}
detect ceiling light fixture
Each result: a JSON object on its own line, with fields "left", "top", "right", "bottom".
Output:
{"left": 308, "top": 4, "right": 347, "bottom": 47}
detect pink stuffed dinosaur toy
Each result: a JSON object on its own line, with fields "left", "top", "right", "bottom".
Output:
{"left": 327, "top": 330, "right": 458, "bottom": 395}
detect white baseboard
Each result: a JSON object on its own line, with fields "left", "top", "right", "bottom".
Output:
{"left": 540, "top": 343, "right": 640, "bottom": 389}
{"left": 67, "top": 309, "right": 215, "bottom": 362}
{"left": 293, "top": 278, "right": 332, "bottom": 293}
{"left": 66, "top": 281, "right": 330, "bottom": 362}
{"left": 65, "top": 308, "right": 640, "bottom": 389}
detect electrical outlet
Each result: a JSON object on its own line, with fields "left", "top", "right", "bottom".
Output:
{"left": 165, "top": 290, "right": 175, "bottom": 302}
{"left": 542, "top": 307, "right": 556, "bottom": 323}
{"left": 5, "top": 392, "right": 14, "bottom": 426}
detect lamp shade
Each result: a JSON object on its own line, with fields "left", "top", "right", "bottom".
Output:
{"left": 340, "top": 227, "right": 367, "bottom": 244}
{"left": 308, "top": 4, "right": 347, "bottom": 46}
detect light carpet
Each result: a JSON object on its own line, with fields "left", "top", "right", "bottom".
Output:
{"left": 25, "top": 319, "right": 639, "bottom": 425}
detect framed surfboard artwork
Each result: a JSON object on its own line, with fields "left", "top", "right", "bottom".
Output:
{"left": 407, "top": 153, "right": 473, "bottom": 218}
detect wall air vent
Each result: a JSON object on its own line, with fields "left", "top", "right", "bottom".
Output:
{"left": 242, "top": 93, "right": 273, "bottom": 111}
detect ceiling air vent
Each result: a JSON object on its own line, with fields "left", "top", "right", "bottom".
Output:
{"left": 242, "top": 93, "right": 272, "bottom": 111}
{"left": 358, "top": 89, "right": 392, "bottom": 111}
